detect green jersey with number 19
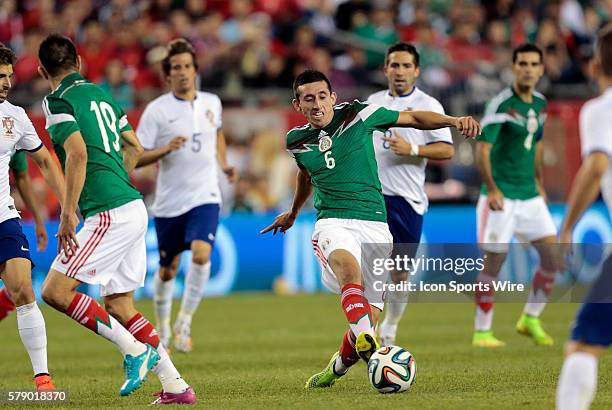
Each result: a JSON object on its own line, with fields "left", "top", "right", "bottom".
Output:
{"left": 287, "top": 100, "right": 399, "bottom": 222}
{"left": 42, "top": 72, "right": 142, "bottom": 219}
{"left": 477, "top": 87, "right": 547, "bottom": 200}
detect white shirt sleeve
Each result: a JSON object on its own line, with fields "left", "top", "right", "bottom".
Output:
{"left": 15, "top": 108, "right": 43, "bottom": 151}
{"left": 424, "top": 98, "right": 453, "bottom": 145}
{"left": 580, "top": 100, "right": 612, "bottom": 158}
{"left": 136, "top": 103, "right": 160, "bottom": 150}
{"left": 214, "top": 95, "right": 223, "bottom": 128}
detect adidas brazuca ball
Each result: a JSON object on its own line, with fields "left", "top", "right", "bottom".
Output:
{"left": 367, "top": 346, "right": 417, "bottom": 393}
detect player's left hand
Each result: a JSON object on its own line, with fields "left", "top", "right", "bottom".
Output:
{"left": 557, "top": 230, "right": 573, "bottom": 271}
{"left": 455, "top": 116, "right": 481, "bottom": 139}
{"left": 57, "top": 212, "right": 80, "bottom": 256}
{"left": 383, "top": 131, "right": 413, "bottom": 156}
{"left": 260, "top": 211, "right": 297, "bottom": 235}
{"left": 223, "top": 166, "right": 238, "bottom": 183}
{"left": 35, "top": 221, "right": 48, "bottom": 252}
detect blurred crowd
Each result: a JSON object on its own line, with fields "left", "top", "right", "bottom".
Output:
{"left": 3, "top": 0, "right": 611, "bottom": 217}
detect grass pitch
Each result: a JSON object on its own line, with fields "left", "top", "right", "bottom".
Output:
{"left": 0, "top": 293, "right": 609, "bottom": 409}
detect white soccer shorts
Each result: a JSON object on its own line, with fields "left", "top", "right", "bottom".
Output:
{"left": 51, "top": 199, "right": 148, "bottom": 296}
{"left": 476, "top": 195, "right": 557, "bottom": 253}
{"left": 311, "top": 218, "right": 393, "bottom": 310}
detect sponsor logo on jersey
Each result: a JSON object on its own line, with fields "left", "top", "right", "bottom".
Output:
{"left": 86, "top": 268, "right": 97, "bottom": 277}
{"left": 208, "top": 233, "right": 215, "bottom": 241}
{"left": 2, "top": 116, "right": 15, "bottom": 137}
{"left": 345, "top": 303, "right": 364, "bottom": 313}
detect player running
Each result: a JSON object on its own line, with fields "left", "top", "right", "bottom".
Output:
{"left": 367, "top": 43, "right": 455, "bottom": 347}
{"left": 556, "top": 24, "right": 612, "bottom": 410}
{"left": 261, "top": 69, "right": 479, "bottom": 388}
{"left": 0, "top": 151, "right": 51, "bottom": 321}
{"left": 37, "top": 34, "right": 196, "bottom": 404}
{"left": 473, "top": 43, "right": 561, "bottom": 348}
{"left": 136, "top": 38, "right": 237, "bottom": 353}
{"left": 0, "top": 43, "right": 67, "bottom": 391}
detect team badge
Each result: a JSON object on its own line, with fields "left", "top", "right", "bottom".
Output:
{"left": 318, "top": 135, "right": 332, "bottom": 152}
{"left": 206, "top": 109, "right": 215, "bottom": 126}
{"left": 2, "top": 116, "right": 14, "bottom": 137}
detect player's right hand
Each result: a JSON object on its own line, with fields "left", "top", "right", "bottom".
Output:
{"left": 455, "top": 116, "right": 481, "bottom": 139}
{"left": 57, "top": 212, "right": 79, "bottom": 256}
{"left": 260, "top": 211, "right": 297, "bottom": 235}
{"left": 165, "top": 136, "right": 187, "bottom": 154}
{"left": 487, "top": 189, "right": 504, "bottom": 211}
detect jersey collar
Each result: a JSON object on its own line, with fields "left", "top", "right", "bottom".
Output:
{"left": 55, "top": 72, "right": 84, "bottom": 92}
{"left": 387, "top": 86, "right": 417, "bottom": 99}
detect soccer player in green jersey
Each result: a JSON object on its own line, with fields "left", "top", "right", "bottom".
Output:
{"left": 37, "top": 34, "right": 195, "bottom": 404}
{"left": 261, "top": 69, "right": 480, "bottom": 388}
{"left": 473, "top": 44, "right": 561, "bottom": 348}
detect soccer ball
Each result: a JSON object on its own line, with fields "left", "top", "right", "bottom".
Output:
{"left": 367, "top": 345, "right": 417, "bottom": 393}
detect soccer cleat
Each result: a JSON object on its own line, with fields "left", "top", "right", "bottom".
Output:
{"left": 516, "top": 314, "right": 554, "bottom": 346}
{"left": 151, "top": 386, "right": 197, "bottom": 405}
{"left": 355, "top": 331, "right": 379, "bottom": 362}
{"left": 305, "top": 352, "right": 344, "bottom": 389}
{"left": 472, "top": 331, "right": 505, "bottom": 347}
{"left": 377, "top": 323, "right": 396, "bottom": 347}
{"left": 34, "top": 375, "right": 56, "bottom": 391}
{"left": 173, "top": 324, "right": 193, "bottom": 353}
{"left": 119, "top": 344, "right": 160, "bottom": 396}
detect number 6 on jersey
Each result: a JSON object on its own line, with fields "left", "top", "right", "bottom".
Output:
{"left": 324, "top": 150, "right": 335, "bottom": 169}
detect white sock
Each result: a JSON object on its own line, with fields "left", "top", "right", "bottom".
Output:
{"left": 557, "top": 352, "right": 598, "bottom": 410}
{"left": 380, "top": 289, "right": 408, "bottom": 338}
{"left": 102, "top": 315, "right": 146, "bottom": 357}
{"left": 177, "top": 261, "right": 210, "bottom": 329}
{"left": 334, "top": 355, "right": 349, "bottom": 375}
{"left": 524, "top": 269, "right": 556, "bottom": 317}
{"left": 16, "top": 302, "right": 48, "bottom": 376}
{"left": 152, "top": 343, "right": 190, "bottom": 393}
{"left": 474, "top": 306, "right": 493, "bottom": 331}
{"left": 154, "top": 274, "right": 175, "bottom": 332}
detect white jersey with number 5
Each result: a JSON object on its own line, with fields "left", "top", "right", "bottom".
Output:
{"left": 579, "top": 87, "right": 612, "bottom": 218}
{"left": 367, "top": 88, "right": 453, "bottom": 215}
{"left": 0, "top": 101, "right": 43, "bottom": 224}
{"left": 137, "top": 91, "right": 222, "bottom": 218}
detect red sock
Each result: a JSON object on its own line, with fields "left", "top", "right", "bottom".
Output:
{"left": 341, "top": 283, "right": 373, "bottom": 337}
{"left": 339, "top": 330, "right": 360, "bottom": 367}
{"left": 475, "top": 273, "right": 495, "bottom": 313}
{"left": 0, "top": 288, "right": 16, "bottom": 321}
{"left": 531, "top": 268, "right": 555, "bottom": 298}
{"left": 66, "top": 293, "right": 111, "bottom": 333}
{"left": 126, "top": 313, "right": 160, "bottom": 348}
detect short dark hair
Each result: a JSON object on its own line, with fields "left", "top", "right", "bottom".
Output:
{"left": 162, "top": 38, "right": 198, "bottom": 76}
{"left": 0, "top": 43, "right": 16, "bottom": 67}
{"left": 293, "top": 69, "right": 332, "bottom": 99}
{"left": 596, "top": 24, "right": 612, "bottom": 77}
{"left": 38, "top": 34, "right": 78, "bottom": 77}
{"left": 385, "top": 43, "right": 420, "bottom": 68}
{"left": 512, "top": 43, "right": 543, "bottom": 63}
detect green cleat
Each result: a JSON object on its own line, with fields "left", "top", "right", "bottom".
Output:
{"left": 516, "top": 314, "right": 554, "bottom": 346}
{"left": 355, "top": 331, "right": 379, "bottom": 362}
{"left": 119, "top": 344, "right": 160, "bottom": 396}
{"left": 305, "top": 352, "right": 344, "bottom": 389}
{"left": 472, "top": 330, "right": 505, "bottom": 347}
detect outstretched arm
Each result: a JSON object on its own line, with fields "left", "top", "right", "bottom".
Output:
{"left": 260, "top": 168, "right": 312, "bottom": 235}
{"left": 395, "top": 111, "right": 480, "bottom": 139}
{"left": 383, "top": 131, "right": 455, "bottom": 159}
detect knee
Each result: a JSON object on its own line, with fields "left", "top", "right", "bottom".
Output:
{"left": 41, "top": 283, "right": 61, "bottom": 309}
{"left": 159, "top": 266, "right": 177, "bottom": 282}
{"left": 11, "top": 287, "right": 35, "bottom": 306}
{"left": 329, "top": 251, "right": 361, "bottom": 284}
{"left": 191, "top": 252, "right": 210, "bottom": 266}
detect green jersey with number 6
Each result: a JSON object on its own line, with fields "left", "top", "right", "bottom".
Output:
{"left": 287, "top": 100, "right": 399, "bottom": 222}
{"left": 477, "top": 87, "right": 547, "bottom": 199}
{"left": 42, "top": 72, "right": 142, "bottom": 218}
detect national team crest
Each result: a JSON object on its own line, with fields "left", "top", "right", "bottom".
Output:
{"left": 318, "top": 135, "right": 332, "bottom": 152}
{"left": 2, "top": 116, "right": 14, "bottom": 137}
{"left": 206, "top": 109, "right": 215, "bottom": 126}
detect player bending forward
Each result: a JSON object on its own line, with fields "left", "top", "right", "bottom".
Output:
{"left": 262, "top": 69, "right": 479, "bottom": 388}
{"left": 37, "top": 34, "right": 195, "bottom": 404}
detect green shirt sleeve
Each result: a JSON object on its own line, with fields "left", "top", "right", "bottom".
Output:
{"left": 477, "top": 100, "right": 506, "bottom": 145}
{"left": 353, "top": 100, "right": 399, "bottom": 132}
{"left": 9, "top": 151, "right": 27, "bottom": 173}
{"left": 43, "top": 96, "right": 80, "bottom": 147}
